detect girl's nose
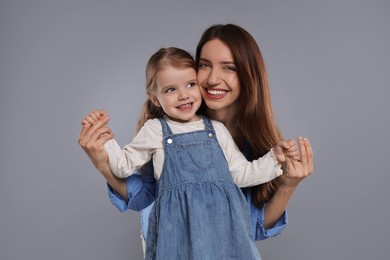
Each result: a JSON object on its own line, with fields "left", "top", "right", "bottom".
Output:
{"left": 178, "top": 90, "right": 189, "bottom": 100}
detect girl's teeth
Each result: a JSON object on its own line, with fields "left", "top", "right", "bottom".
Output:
{"left": 179, "top": 103, "right": 191, "bottom": 108}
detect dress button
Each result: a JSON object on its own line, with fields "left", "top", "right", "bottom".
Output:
{"left": 167, "top": 138, "right": 173, "bottom": 144}
{"left": 208, "top": 133, "right": 213, "bottom": 138}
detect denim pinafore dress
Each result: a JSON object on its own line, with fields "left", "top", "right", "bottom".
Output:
{"left": 145, "top": 116, "right": 261, "bottom": 260}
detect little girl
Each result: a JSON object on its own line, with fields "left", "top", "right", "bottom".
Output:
{"left": 83, "top": 47, "right": 297, "bottom": 259}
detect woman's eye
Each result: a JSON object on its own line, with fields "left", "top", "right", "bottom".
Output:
{"left": 198, "top": 63, "right": 209, "bottom": 68}
{"left": 225, "top": 66, "right": 236, "bottom": 71}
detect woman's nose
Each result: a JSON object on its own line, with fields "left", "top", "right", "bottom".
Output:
{"left": 206, "top": 68, "right": 221, "bottom": 86}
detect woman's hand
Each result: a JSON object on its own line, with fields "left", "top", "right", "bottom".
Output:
{"left": 280, "top": 137, "right": 314, "bottom": 189}
{"left": 78, "top": 110, "right": 114, "bottom": 171}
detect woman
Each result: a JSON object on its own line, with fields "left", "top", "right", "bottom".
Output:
{"left": 79, "top": 24, "right": 313, "bottom": 255}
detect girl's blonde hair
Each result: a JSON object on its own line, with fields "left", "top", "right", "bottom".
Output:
{"left": 136, "top": 47, "right": 196, "bottom": 132}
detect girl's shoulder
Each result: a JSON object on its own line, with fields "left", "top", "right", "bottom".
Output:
{"left": 139, "top": 118, "right": 163, "bottom": 136}
{"left": 209, "top": 119, "right": 228, "bottom": 133}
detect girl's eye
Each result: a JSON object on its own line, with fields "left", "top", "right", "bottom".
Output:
{"left": 187, "top": 82, "right": 197, "bottom": 88}
{"left": 166, "top": 88, "right": 175, "bottom": 93}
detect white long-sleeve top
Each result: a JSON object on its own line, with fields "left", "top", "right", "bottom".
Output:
{"left": 104, "top": 117, "right": 283, "bottom": 188}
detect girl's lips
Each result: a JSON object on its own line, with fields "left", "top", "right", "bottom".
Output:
{"left": 177, "top": 102, "right": 193, "bottom": 111}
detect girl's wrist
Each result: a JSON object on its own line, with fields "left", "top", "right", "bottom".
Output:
{"left": 270, "top": 148, "right": 283, "bottom": 168}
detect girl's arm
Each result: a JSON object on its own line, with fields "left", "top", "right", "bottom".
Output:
{"left": 263, "top": 137, "right": 314, "bottom": 228}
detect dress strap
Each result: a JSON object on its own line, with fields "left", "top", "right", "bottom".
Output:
{"left": 158, "top": 117, "right": 173, "bottom": 137}
{"left": 200, "top": 115, "right": 214, "bottom": 130}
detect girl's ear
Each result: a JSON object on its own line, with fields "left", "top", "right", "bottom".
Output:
{"left": 148, "top": 94, "right": 161, "bottom": 107}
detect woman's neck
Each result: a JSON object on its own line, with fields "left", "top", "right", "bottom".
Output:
{"left": 205, "top": 105, "right": 245, "bottom": 150}
{"left": 206, "top": 107, "right": 236, "bottom": 131}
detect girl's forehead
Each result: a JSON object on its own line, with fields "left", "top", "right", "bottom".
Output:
{"left": 156, "top": 66, "right": 196, "bottom": 86}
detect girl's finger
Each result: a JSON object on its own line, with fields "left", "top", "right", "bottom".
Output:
{"left": 84, "top": 115, "right": 96, "bottom": 125}
{"left": 90, "top": 110, "right": 101, "bottom": 121}
{"left": 98, "top": 110, "right": 107, "bottom": 117}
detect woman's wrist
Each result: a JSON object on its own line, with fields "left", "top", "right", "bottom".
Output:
{"left": 278, "top": 178, "right": 299, "bottom": 194}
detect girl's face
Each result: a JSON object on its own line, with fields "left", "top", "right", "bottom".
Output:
{"left": 197, "top": 39, "right": 241, "bottom": 113}
{"left": 151, "top": 65, "right": 202, "bottom": 123}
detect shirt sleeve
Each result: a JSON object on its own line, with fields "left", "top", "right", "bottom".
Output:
{"left": 104, "top": 120, "right": 159, "bottom": 178}
{"left": 107, "top": 160, "right": 157, "bottom": 212}
{"left": 213, "top": 121, "right": 283, "bottom": 187}
{"left": 242, "top": 187, "right": 288, "bottom": 241}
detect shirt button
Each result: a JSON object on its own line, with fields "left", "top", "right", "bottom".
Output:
{"left": 208, "top": 133, "right": 213, "bottom": 138}
{"left": 167, "top": 138, "right": 173, "bottom": 144}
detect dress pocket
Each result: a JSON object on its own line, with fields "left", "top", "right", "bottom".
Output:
{"left": 175, "top": 140, "right": 214, "bottom": 174}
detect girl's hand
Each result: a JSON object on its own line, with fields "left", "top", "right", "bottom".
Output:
{"left": 78, "top": 110, "right": 114, "bottom": 171}
{"left": 274, "top": 139, "right": 299, "bottom": 163}
{"left": 280, "top": 137, "right": 314, "bottom": 189}
{"left": 82, "top": 110, "right": 107, "bottom": 126}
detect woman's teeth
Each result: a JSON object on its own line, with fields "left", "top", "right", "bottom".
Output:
{"left": 208, "top": 89, "right": 226, "bottom": 95}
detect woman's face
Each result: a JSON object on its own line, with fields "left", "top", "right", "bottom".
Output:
{"left": 197, "top": 39, "right": 241, "bottom": 113}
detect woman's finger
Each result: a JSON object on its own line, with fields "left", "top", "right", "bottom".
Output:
{"left": 298, "top": 136, "right": 308, "bottom": 163}
{"left": 79, "top": 122, "right": 92, "bottom": 144}
{"left": 284, "top": 157, "right": 295, "bottom": 175}
{"left": 81, "top": 116, "right": 110, "bottom": 144}
{"left": 89, "top": 124, "right": 112, "bottom": 143}
{"left": 305, "top": 138, "right": 314, "bottom": 173}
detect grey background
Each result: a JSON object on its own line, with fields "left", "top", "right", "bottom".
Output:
{"left": 1, "top": 0, "right": 389, "bottom": 259}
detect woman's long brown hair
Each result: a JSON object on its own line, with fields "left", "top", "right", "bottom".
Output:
{"left": 196, "top": 24, "right": 283, "bottom": 208}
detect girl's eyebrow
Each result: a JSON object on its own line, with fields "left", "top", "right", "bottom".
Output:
{"left": 186, "top": 78, "right": 197, "bottom": 84}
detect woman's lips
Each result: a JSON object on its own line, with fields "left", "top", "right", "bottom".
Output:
{"left": 203, "top": 88, "right": 228, "bottom": 99}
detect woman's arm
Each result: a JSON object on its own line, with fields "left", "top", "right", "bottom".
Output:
{"left": 78, "top": 113, "right": 129, "bottom": 199}
{"left": 263, "top": 137, "right": 314, "bottom": 228}
{"left": 107, "top": 161, "right": 157, "bottom": 212}
{"left": 78, "top": 110, "right": 157, "bottom": 210}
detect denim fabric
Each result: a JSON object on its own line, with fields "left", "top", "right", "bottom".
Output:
{"left": 107, "top": 161, "right": 156, "bottom": 212}
{"left": 144, "top": 116, "right": 261, "bottom": 260}
{"left": 107, "top": 153, "right": 288, "bottom": 243}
